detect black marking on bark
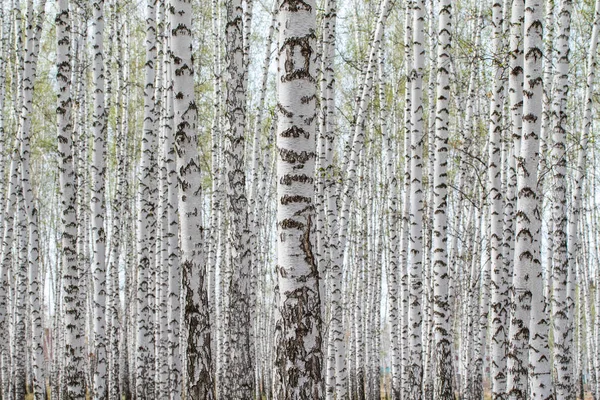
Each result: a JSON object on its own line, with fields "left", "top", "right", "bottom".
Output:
{"left": 279, "top": 0, "right": 312, "bottom": 12}
{"left": 281, "top": 126, "right": 310, "bottom": 139}
{"left": 281, "top": 195, "right": 312, "bottom": 205}
{"left": 277, "top": 103, "right": 293, "bottom": 118}
{"left": 280, "top": 174, "right": 313, "bottom": 185}
{"left": 281, "top": 34, "right": 316, "bottom": 83}
{"left": 281, "top": 218, "right": 305, "bottom": 230}
{"left": 279, "top": 148, "right": 315, "bottom": 164}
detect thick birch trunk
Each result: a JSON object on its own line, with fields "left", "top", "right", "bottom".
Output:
{"left": 170, "top": 0, "right": 214, "bottom": 397}
{"left": 274, "top": 1, "right": 324, "bottom": 398}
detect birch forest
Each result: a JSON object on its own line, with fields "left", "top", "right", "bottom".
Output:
{"left": 1, "top": 0, "right": 600, "bottom": 399}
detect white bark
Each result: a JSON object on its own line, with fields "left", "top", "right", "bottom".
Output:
{"left": 550, "top": 0, "right": 573, "bottom": 398}
{"left": 274, "top": 0, "right": 323, "bottom": 397}
{"left": 506, "top": 0, "right": 527, "bottom": 397}
{"left": 18, "top": 1, "right": 46, "bottom": 397}
{"left": 408, "top": 0, "right": 425, "bottom": 397}
{"left": 136, "top": 0, "right": 158, "bottom": 397}
{"left": 170, "top": 0, "right": 214, "bottom": 397}
{"left": 223, "top": 1, "right": 253, "bottom": 397}
{"left": 432, "top": 0, "right": 453, "bottom": 398}
{"left": 488, "top": 0, "right": 508, "bottom": 398}
{"left": 91, "top": 0, "right": 108, "bottom": 398}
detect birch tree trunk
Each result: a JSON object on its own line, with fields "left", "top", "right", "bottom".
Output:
{"left": 520, "top": 1, "right": 552, "bottom": 397}
{"left": 57, "top": 1, "right": 85, "bottom": 396}
{"left": 507, "top": 0, "right": 548, "bottom": 397}
{"left": 91, "top": 0, "right": 108, "bottom": 397}
{"left": 506, "top": 0, "right": 527, "bottom": 396}
{"left": 163, "top": 30, "right": 183, "bottom": 400}
{"left": 488, "top": 0, "right": 508, "bottom": 398}
{"left": 170, "top": 0, "right": 214, "bottom": 397}
{"left": 568, "top": 0, "right": 600, "bottom": 398}
{"left": 320, "top": 1, "right": 343, "bottom": 397}
{"left": 408, "top": 0, "right": 425, "bottom": 397}
{"left": 432, "top": 0, "right": 453, "bottom": 398}
{"left": 137, "top": 0, "right": 158, "bottom": 397}
{"left": 223, "top": 1, "right": 253, "bottom": 397}
{"left": 400, "top": 3, "right": 413, "bottom": 397}
{"left": 0, "top": 3, "right": 11, "bottom": 395}
{"left": 274, "top": 0, "right": 323, "bottom": 398}
{"left": 550, "top": 0, "right": 573, "bottom": 398}
{"left": 18, "top": 0, "right": 46, "bottom": 397}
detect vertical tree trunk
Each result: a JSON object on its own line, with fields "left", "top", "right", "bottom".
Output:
{"left": 507, "top": 0, "right": 549, "bottom": 397}
{"left": 14, "top": 191, "right": 27, "bottom": 400}
{"left": 520, "top": 1, "right": 551, "bottom": 397}
{"left": 274, "top": 0, "right": 324, "bottom": 398}
{"left": 506, "top": 0, "right": 526, "bottom": 397}
{"left": 136, "top": 0, "right": 158, "bottom": 398}
{"left": 223, "top": 1, "right": 253, "bottom": 397}
{"left": 170, "top": 0, "right": 214, "bottom": 397}
{"left": 0, "top": 2, "right": 12, "bottom": 396}
{"left": 57, "top": 1, "right": 85, "bottom": 397}
{"left": 408, "top": 0, "right": 425, "bottom": 397}
{"left": 550, "top": 0, "right": 573, "bottom": 398}
{"left": 17, "top": 0, "right": 46, "bottom": 397}
{"left": 488, "top": 0, "right": 508, "bottom": 398}
{"left": 162, "top": 25, "right": 183, "bottom": 400}
{"left": 432, "top": 0, "right": 453, "bottom": 398}
{"left": 400, "top": 3, "right": 413, "bottom": 398}
{"left": 91, "top": 0, "right": 108, "bottom": 398}
{"left": 321, "top": 0, "right": 343, "bottom": 396}
{"left": 106, "top": 4, "right": 125, "bottom": 397}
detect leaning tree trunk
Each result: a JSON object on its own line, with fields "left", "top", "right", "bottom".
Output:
{"left": 274, "top": 0, "right": 324, "bottom": 398}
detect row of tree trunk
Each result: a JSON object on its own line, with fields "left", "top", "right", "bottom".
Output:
{"left": 0, "top": 0, "right": 599, "bottom": 399}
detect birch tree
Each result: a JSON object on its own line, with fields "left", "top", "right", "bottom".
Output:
{"left": 18, "top": 0, "right": 47, "bottom": 397}
{"left": 488, "top": 0, "right": 508, "bottom": 397}
{"left": 57, "top": 0, "right": 86, "bottom": 397}
{"left": 0, "top": 1, "right": 599, "bottom": 399}
{"left": 550, "top": 0, "right": 573, "bottom": 398}
{"left": 408, "top": 0, "right": 425, "bottom": 397}
{"left": 432, "top": 0, "right": 453, "bottom": 397}
{"left": 274, "top": 0, "right": 323, "bottom": 398}
{"left": 137, "top": 0, "right": 158, "bottom": 397}
{"left": 507, "top": 0, "right": 549, "bottom": 397}
{"left": 170, "top": 0, "right": 214, "bottom": 397}
{"left": 223, "top": 0, "right": 253, "bottom": 397}
{"left": 91, "top": 0, "right": 108, "bottom": 397}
